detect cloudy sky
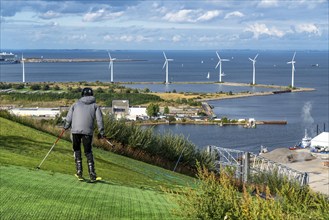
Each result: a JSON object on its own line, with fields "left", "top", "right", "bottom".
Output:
{"left": 1, "top": 0, "right": 328, "bottom": 50}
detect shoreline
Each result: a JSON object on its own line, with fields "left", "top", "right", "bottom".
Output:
{"left": 23, "top": 58, "right": 147, "bottom": 63}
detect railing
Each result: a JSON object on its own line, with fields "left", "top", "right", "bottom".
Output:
{"left": 250, "top": 153, "right": 309, "bottom": 186}
{"left": 207, "top": 146, "right": 309, "bottom": 186}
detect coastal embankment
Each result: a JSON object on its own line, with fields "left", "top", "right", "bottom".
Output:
{"left": 121, "top": 81, "right": 315, "bottom": 101}
{"left": 23, "top": 58, "right": 147, "bottom": 63}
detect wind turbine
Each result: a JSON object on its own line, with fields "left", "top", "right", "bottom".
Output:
{"left": 163, "top": 52, "right": 173, "bottom": 84}
{"left": 21, "top": 53, "right": 25, "bottom": 83}
{"left": 107, "top": 51, "right": 116, "bottom": 83}
{"left": 215, "top": 51, "right": 229, "bottom": 83}
{"left": 287, "top": 52, "right": 296, "bottom": 88}
{"left": 249, "top": 53, "right": 259, "bottom": 85}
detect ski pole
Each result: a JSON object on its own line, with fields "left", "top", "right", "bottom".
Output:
{"left": 36, "top": 129, "right": 65, "bottom": 169}
{"left": 105, "top": 139, "right": 113, "bottom": 146}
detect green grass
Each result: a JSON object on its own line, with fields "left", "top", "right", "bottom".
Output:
{"left": 0, "top": 166, "right": 177, "bottom": 220}
{"left": 0, "top": 117, "right": 195, "bottom": 219}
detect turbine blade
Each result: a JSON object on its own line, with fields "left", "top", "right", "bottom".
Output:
{"left": 162, "top": 61, "right": 167, "bottom": 69}
{"left": 292, "top": 52, "right": 296, "bottom": 61}
{"left": 216, "top": 51, "right": 220, "bottom": 59}
{"left": 163, "top": 51, "right": 167, "bottom": 59}
{"left": 287, "top": 61, "right": 292, "bottom": 64}
{"left": 108, "top": 51, "right": 112, "bottom": 59}
{"left": 249, "top": 58, "right": 253, "bottom": 62}
{"left": 215, "top": 61, "right": 220, "bottom": 69}
{"left": 254, "top": 54, "right": 259, "bottom": 60}
{"left": 222, "top": 59, "right": 229, "bottom": 61}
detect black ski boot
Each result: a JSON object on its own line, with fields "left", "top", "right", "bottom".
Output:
{"left": 74, "top": 151, "right": 84, "bottom": 181}
{"left": 86, "top": 152, "right": 101, "bottom": 182}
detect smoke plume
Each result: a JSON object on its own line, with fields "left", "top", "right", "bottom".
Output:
{"left": 301, "top": 101, "right": 315, "bottom": 136}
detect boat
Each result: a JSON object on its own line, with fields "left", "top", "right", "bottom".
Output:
{"left": 301, "top": 129, "right": 312, "bottom": 148}
{"left": 291, "top": 129, "right": 312, "bottom": 150}
{"left": 206, "top": 72, "right": 210, "bottom": 79}
{"left": 259, "top": 145, "right": 268, "bottom": 154}
{"left": 0, "top": 52, "right": 19, "bottom": 64}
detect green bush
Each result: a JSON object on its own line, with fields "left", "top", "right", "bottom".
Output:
{"left": 42, "top": 84, "right": 50, "bottom": 91}
{"left": 53, "top": 85, "right": 60, "bottom": 91}
{"left": 13, "top": 84, "right": 25, "bottom": 90}
{"left": 169, "top": 164, "right": 329, "bottom": 220}
{"left": 0, "top": 83, "right": 12, "bottom": 89}
{"left": 102, "top": 115, "right": 212, "bottom": 170}
{"left": 30, "top": 84, "right": 41, "bottom": 90}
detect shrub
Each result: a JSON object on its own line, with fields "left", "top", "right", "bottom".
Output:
{"left": 169, "top": 164, "right": 329, "bottom": 220}
{"left": 96, "top": 87, "right": 104, "bottom": 93}
{"left": 53, "top": 85, "right": 60, "bottom": 91}
{"left": 30, "top": 84, "right": 41, "bottom": 90}
{"left": 13, "top": 84, "right": 24, "bottom": 90}
{"left": 42, "top": 84, "right": 50, "bottom": 91}
{"left": 0, "top": 83, "right": 12, "bottom": 89}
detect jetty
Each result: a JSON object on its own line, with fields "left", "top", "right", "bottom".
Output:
{"left": 23, "top": 58, "right": 147, "bottom": 63}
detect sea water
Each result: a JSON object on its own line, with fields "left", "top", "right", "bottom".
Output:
{"left": 0, "top": 50, "right": 328, "bottom": 153}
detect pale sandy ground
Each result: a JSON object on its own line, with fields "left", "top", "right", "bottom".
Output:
{"left": 261, "top": 148, "right": 329, "bottom": 196}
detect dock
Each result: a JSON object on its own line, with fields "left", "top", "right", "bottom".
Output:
{"left": 23, "top": 58, "right": 147, "bottom": 63}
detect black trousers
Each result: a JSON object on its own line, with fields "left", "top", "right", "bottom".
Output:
{"left": 72, "top": 134, "right": 93, "bottom": 155}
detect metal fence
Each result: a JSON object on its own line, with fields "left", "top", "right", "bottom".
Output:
{"left": 207, "top": 145, "right": 309, "bottom": 186}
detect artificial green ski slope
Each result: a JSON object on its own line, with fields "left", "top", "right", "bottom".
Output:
{"left": 0, "top": 117, "right": 195, "bottom": 219}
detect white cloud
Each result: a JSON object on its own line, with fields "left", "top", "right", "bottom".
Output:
{"left": 83, "top": 8, "right": 123, "bottom": 22}
{"left": 104, "top": 34, "right": 151, "bottom": 42}
{"left": 120, "top": 35, "right": 134, "bottom": 42}
{"left": 295, "top": 23, "right": 321, "bottom": 36}
{"left": 258, "top": 0, "right": 279, "bottom": 8}
{"left": 196, "top": 10, "right": 221, "bottom": 22}
{"left": 246, "top": 23, "right": 285, "bottom": 39}
{"left": 198, "top": 35, "right": 214, "bottom": 42}
{"left": 69, "top": 34, "right": 87, "bottom": 41}
{"left": 172, "top": 35, "right": 182, "bottom": 42}
{"left": 163, "top": 9, "right": 194, "bottom": 22}
{"left": 38, "top": 10, "right": 61, "bottom": 19}
{"left": 224, "top": 11, "right": 244, "bottom": 19}
{"left": 163, "top": 9, "right": 220, "bottom": 23}
{"left": 104, "top": 35, "right": 113, "bottom": 41}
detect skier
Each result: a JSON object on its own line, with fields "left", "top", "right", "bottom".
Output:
{"left": 64, "top": 87, "right": 105, "bottom": 182}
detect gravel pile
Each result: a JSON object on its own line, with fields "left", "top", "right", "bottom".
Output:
{"left": 261, "top": 148, "right": 316, "bottom": 163}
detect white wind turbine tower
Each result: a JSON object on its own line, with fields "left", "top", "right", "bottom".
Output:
{"left": 215, "top": 51, "right": 229, "bottom": 83}
{"left": 21, "top": 53, "right": 25, "bottom": 83}
{"left": 249, "top": 53, "right": 258, "bottom": 85}
{"left": 163, "top": 52, "right": 173, "bottom": 84}
{"left": 287, "top": 52, "right": 296, "bottom": 88}
{"left": 107, "top": 51, "right": 116, "bottom": 83}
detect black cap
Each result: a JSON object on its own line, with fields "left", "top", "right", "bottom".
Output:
{"left": 81, "top": 87, "right": 93, "bottom": 97}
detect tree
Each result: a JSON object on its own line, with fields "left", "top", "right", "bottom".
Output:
{"left": 164, "top": 106, "right": 170, "bottom": 114}
{"left": 146, "top": 103, "right": 160, "bottom": 117}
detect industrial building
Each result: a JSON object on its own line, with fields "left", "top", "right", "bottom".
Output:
{"left": 311, "top": 132, "right": 329, "bottom": 152}
{"left": 10, "top": 108, "right": 60, "bottom": 117}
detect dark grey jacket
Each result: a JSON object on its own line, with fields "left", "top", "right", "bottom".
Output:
{"left": 64, "top": 96, "right": 104, "bottom": 136}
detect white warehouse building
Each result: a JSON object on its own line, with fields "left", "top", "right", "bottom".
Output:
{"left": 126, "top": 107, "right": 147, "bottom": 121}
{"left": 311, "top": 132, "right": 329, "bottom": 151}
{"left": 10, "top": 108, "right": 60, "bottom": 118}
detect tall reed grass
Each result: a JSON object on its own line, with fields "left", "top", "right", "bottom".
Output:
{"left": 168, "top": 163, "right": 329, "bottom": 220}
{"left": 0, "top": 111, "right": 213, "bottom": 175}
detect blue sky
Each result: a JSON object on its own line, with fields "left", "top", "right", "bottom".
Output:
{"left": 1, "top": 0, "right": 328, "bottom": 50}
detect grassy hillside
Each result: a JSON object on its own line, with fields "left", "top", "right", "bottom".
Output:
{"left": 0, "top": 117, "right": 195, "bottom": 219}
